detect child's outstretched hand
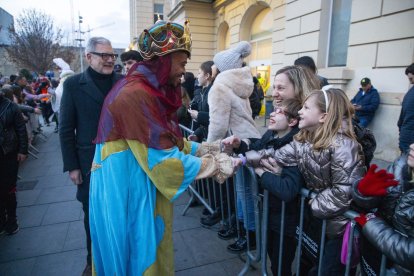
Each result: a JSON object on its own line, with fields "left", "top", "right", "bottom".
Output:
{"left": 358, "top": 164, "right": 398, "bottom": 196}
{"left": 231, "top": 157, "right": 243, "bottom": 171}
{"left": 221, "top": 135, "right": 241, "bottom": 150}
{"left": 188, "top": 109, "right": 198, "bottom": 120}
{"left": 259, "top": 157, "right": 282, "bottom": 175}
{"left": 254, "top": 167, "right": 265, "bottom": 177}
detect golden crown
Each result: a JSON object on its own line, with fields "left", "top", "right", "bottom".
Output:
{"left": 138, "top": 20, "right": 192, "bottom": 60}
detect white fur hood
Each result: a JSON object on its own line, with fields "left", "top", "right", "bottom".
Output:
{"left": 207, "top": 66, "right": 260, "bottom": 142}
{"left": 213, "top": 66, "right": 253, "bottom": 99}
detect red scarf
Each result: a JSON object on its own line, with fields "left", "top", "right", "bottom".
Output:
{"left": 94, "top": 55, "right": 183, "bottom": 150}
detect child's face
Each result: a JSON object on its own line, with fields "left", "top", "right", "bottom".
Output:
{"left": 298, "top": 95, "right": 324, "bottom": 131}
{"left": 272, "top": 73, "right": 295, "bottom": 106}
{"left": 268, "top": 106, "right": 290, "bottom": 132}
{"left": 197, "top": 68, "right": 210, "bottom": 87}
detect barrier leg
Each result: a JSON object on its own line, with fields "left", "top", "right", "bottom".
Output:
{"left": 187, "top": 185, "right": 214, "bottom": 215}
{"left": 295, "top": 195, "right": 306, "bottom": 276}
{"left": 276, "top": 201, "right": 286, "bottom": 276}
{"left": 317, "top": 220, "right": 327, "bottom": 276}
{"left": 182, "top": 188, "right": 196, "bottom": 216}
{"left": 379, "top": 255, "right": 387, "bottom": 276}
{"left": 29, "top": 144, "right": 40, "bottom": 153}
{"left": 219, "top": 182, "right": 225, "bottom": 223}
{"left": 225, "top": 179, "right": 233, "bottom": 228}
{"left": 261, "top": 190, "right": 269, "bottom": 276}
{"left": 344, "top": 221, "right": 356, "bottom": 276}
{"left": 206, "top": 178, "right": 213, "bottom": 211}
{"left": 28, "top": 150, "right": 38, "bottom": 159}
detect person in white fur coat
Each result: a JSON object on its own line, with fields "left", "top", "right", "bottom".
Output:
{"left": 50, "top": 58, "right": 74, "bottom": 133}
{"left": 207, "top": 41, "right": 260, "bottom": 143}
{"left": 208, "top": 41, "right": 261, "bottom": 253}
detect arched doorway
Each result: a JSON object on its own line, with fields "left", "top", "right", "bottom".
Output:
{"left": 217, "top": 22, "right": 230, "bottom": 51}
{"left": 248, "top": 8, "right": 272, "bottom": 93}
{"left": 240, "top": 5, "right": 273, "bottom": 116}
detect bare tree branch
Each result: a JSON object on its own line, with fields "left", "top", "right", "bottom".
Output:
{"left": 5, "top": 9, "right": 74, "bottom": 74}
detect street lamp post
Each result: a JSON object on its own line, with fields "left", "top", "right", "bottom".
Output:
{"left": 75, "top": 15, "right": 85, "bottom": 72}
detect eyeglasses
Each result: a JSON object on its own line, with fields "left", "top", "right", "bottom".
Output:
{"left": 273, "top": 107, "right": 285, "bottom": 114}
{"left": 273, "top": 106, "right": 297, "bottom": 119}
{"left": 89, "top": 52, "right": 119, "bottom": 60}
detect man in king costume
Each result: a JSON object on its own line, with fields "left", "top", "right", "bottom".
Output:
{"left": 89, "top": 20, "right": 239, "bottom": 275}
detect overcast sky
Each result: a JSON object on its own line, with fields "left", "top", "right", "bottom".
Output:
{"left": 1, "top": 0, "right": 130, "bottom": 49}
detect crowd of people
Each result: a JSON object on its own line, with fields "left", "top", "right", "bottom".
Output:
{"left": 0, "top": 60, "right": 75, "bottom": 237}
{"left": 0, "top": 19, "right": 413, "bottom": 276}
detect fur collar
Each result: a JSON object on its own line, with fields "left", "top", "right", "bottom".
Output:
{"left": 213, "top": 66, "right": 253, "bottom": 99}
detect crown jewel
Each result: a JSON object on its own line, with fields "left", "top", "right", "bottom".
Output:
{"left": 138, "top": 20, "right": 192, "bottom": 60}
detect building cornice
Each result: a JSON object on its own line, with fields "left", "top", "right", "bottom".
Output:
{"left": 213, "top": 0, "right": 235, "bottom": 10}
{"left": 169, "top": 1, "right": 185, "bottom": 19}
{"left": 169, "top": 0, "right": 216, "bottom": 19}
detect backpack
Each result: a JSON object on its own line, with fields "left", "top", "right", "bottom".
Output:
{"left": 257, "top": 85, "right": 264, "bottom": 101}
{"left": 353, "top": 119, "right": 376, "bottom": 169}
{"left": 0, "top": 100, "right": 18, "bottom": 154}
{"left": 249, "top": 86, "right": 262, "bottom": 118}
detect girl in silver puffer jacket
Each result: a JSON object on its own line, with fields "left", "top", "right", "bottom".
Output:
{"left": 242, "top": 88, "right": 366, "bottom": 275}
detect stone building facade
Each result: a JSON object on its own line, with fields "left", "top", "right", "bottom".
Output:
{"left": 130, "top": 0, "right": 414, "bottom": 161}
{"left": 130, "top": 0, "right": 172, "bottom": 43}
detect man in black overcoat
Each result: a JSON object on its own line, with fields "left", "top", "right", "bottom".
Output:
{"left": 59, "top": 36, "right": 122, "bottom": 276}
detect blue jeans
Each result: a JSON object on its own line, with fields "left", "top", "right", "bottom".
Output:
{"left": 235, "top": 167, "right": 255, "bottom": 231}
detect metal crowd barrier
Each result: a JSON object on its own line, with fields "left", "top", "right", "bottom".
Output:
{"left": 239, "top": 166, "right": 389, "bottom": 276}
{"left": 179, "top": 124, "right": 220, "bottom": 218}
{"left": 179, "top": 124, "right": 237, "bottom": 231}
{"left": 178, "top": 124, "right": 389, "bottom": 275}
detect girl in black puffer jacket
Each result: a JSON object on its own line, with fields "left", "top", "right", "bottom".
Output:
{"left": 222, "top": 98, "right": 304, "bottom": 275}
{"left": 0, "top": 92, "right": 28, "bottom": 235}
{"left": 188, "top": 60, "right": 214, "bottom": 142}
{"left": 353, "top": 144, "right": 414, "bottom": 275}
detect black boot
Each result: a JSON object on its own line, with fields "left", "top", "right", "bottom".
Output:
{"left": 218, "top": 215, "right": 237, "bottom": 240}
{"left": 202, "top": 208, "right": 210, "bottom": 216}
{"left": 218, "top": 226, "right": 237, "bottom": 240}
{"left": 200, "top": 211, "right": 221, "bottom": 227}
{"left": 5, "top": 192, "right": 19, "bottom": 235}
{"left": 0, "top": 208, "right": 6, "bottom": 235}
{"left": 0, "top": 188, "right": 7, "bottom": 235}
{"left": 227, "top": 230, "right": 256, "bottom": 253}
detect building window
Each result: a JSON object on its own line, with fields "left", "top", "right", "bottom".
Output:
{"left": 249, "top": 8, "right": 272, "bottom": 96}
{"left": 154, "top": 4, "right": 164, "bottom": 23}
{"left": 249, "top": 8, "right": 272, "bottom": 64}
{"left": 328, "top": 0, "right": 352, "bottom": 67}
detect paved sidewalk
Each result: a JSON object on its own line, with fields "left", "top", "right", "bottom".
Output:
{"left": 0, "top": 126, "right": 260, "bottom": 276}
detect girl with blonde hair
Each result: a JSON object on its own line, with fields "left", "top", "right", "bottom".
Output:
{"left": 242, "top": 88, "right": 366, "bottom": 274}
